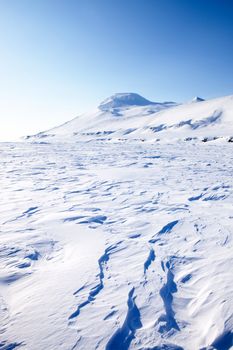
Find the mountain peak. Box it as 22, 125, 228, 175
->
98, 93, 155, 111
192, 96, 205, 103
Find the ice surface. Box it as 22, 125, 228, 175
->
0, 138, 233, 349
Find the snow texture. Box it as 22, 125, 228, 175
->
1, 92, 233, 350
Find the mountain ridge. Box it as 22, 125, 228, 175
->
26, 92, 233, 143
98, 92, 176, 111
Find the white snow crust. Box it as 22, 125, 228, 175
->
1, 93, 233, 350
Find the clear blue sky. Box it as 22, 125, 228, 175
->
0, 0, 233, 140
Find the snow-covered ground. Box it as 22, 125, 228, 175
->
1, 138, 233, 350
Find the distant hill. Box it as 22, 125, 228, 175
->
25, 93, 233, 143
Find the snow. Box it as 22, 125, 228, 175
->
1, 93, 233, 349
98, 93, 173, 111
25, 93, 233, 143
191, 96, 205, 103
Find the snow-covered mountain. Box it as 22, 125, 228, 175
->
191, 96, 205, 103
99, 92, 157, 110
26, 92, 233, 143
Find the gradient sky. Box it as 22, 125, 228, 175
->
0, 0, 233, 140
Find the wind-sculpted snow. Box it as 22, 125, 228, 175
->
158, 261, 179, 334
0, 140, 233, 350
144, 248, 156, 274
106, 287, 142, 350
211, 331, 233, 350
69, 243, 120, 320
149, 221, 179, 243
0, 341, 23, 349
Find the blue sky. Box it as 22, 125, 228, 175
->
0, 0, 233, 140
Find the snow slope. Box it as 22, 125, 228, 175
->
0, 140, 233, 350
26, 93, 233, 143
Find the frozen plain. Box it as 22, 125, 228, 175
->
1, 93, 233, 350
0, 139, 233, 350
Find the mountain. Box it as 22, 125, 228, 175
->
191, 96, 205, 103
98, 92, 174, 110
26, 93, 233, 143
